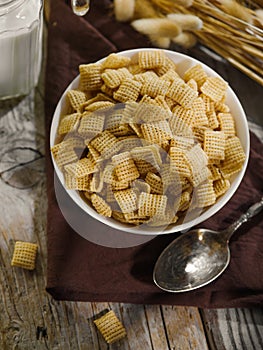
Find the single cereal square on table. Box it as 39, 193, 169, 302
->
11, 241, 38, 270
93, 310, 127, 344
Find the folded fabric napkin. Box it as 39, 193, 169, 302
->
45, 0, 263, 308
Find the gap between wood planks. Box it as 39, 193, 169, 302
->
199, 309, 217, 350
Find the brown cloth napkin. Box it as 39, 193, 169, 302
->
45, 0, 263, 308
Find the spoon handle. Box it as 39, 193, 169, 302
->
223, 197, 263, 240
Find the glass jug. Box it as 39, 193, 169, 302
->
0, 0, 43, 99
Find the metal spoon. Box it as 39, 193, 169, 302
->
153, 197, 263, 293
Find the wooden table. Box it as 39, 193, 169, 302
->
0, 22, 263, 350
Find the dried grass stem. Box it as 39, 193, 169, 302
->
165, 0, 263, 86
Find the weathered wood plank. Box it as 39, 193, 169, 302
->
161, 305, 209, 350
117, 303, 154, 349
144, 305, 170, 350
201, 308, 263, 350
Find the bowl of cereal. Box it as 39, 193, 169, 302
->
50, 48, 249, 235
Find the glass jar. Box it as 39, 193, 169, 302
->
0, 0, 43, 100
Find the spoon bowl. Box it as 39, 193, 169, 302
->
153, 229, 230, 292
153, 198, 263, 293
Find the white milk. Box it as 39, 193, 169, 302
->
0, 0, 43, 99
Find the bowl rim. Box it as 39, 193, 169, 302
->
50, 48, 250, 235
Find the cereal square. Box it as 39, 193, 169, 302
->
11, 241, 38, 270
94, 310, 127, 344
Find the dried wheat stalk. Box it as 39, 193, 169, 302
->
114, 0, 263, 85
151, 0, 263, 85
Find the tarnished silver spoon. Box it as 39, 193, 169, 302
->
153, 197, 263, 293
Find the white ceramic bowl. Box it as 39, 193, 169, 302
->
50, 48, 250, 235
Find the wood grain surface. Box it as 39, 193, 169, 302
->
0, 19, 263, 350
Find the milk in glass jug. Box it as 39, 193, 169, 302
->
0, 0, 43, 99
